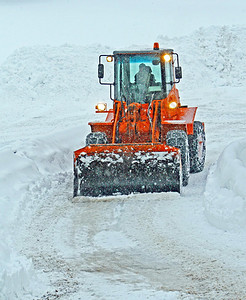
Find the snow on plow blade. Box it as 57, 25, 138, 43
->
73, 143, 181, 197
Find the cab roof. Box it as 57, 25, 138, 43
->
113, 49, 174, 55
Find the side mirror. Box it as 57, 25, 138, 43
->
175, 67, 182, 79
98, 64, 104, 79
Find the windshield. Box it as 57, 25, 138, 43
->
115, 54, 172, 104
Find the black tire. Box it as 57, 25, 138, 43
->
73, 165, 79, 197
166, 130, 190, 186
86, 132, 108, 146
188, 121, 206, 173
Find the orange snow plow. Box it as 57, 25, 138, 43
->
73, 43, 206, 197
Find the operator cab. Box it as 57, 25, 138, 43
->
98, 43, 182, 105
114, 51, 173, 104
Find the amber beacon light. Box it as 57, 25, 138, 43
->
153, 42, 159, 50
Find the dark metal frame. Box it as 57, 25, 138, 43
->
98, 51, 182, 101
172, 52, 182, 83
98, 55, 115, 100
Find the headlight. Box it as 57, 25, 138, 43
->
95, 102, 107, 112
106, 56, 113, 62
169, 101, 178, 109
163, 54, 171, 62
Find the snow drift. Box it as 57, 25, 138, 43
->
0, 126, 83, 299
159, 26, 246, 88
204, 138, 246, 231
0, 243, 34, 300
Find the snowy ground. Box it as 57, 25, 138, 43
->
1, 22, 246, 299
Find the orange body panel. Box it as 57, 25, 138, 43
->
89, 123, 113, 142
161, 106, 197, 138
162, 86, 181, 118
84, 86, 197, 156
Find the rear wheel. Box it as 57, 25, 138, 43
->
86, 132, 108, 145
188, 121, 206, 173
166, 130, 190, 186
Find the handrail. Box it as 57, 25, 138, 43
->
112, 103, 120, 143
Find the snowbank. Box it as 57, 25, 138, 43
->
204, 138, 246, 231
0, 44, 113, 140
0, 44, 109, 103
0, 148, 39, 299
0, 126, 84, 299
158, 26, 246, 89
0, 241, 35, 300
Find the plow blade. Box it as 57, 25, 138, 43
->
74, 143, 181, 197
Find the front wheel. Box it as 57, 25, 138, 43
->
86, 132, 108, 145
166, 130, 190, 186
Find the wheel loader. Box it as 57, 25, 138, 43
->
73, 43, 206, 197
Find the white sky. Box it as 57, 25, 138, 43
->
0, 0, 246, 62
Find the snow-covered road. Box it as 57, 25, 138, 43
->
14, 167, 246, 299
